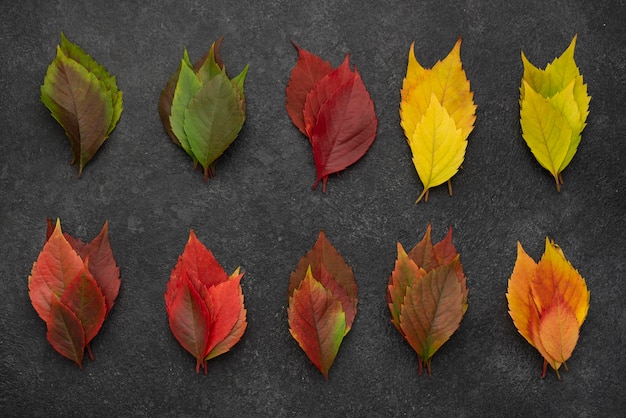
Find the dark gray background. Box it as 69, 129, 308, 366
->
1, 0, 625, 416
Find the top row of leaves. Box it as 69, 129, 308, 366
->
41, 34, 590, 199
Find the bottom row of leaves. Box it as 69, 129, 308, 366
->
27, 219, 590, 380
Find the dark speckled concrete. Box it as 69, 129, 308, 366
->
1, 1, 625, 416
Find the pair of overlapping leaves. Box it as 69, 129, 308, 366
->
41, 33, 123, 176
164, 230, 246, 374
520, 35, 591, 191
400, 39, 476, 203
287, 231, 358, 379
159, 38, 248, 180
507, 238, 589, 378
387, 225, 468, 375
28, 219, 121, 367
286, 43, 378, 191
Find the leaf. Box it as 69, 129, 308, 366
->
285, 42, 333, 135
40, 33, 122, 176
286, 43, 378, 191
165, 230, 246, 373
60, 265, 106, 350
506, 238, 590, 378
46, 298, 86, 368
160, 38, 248, 180
29, 219, 84, 321
399, 261, 465, 376
288, 267, 347, 379
400, 39, 475, 203
166, 270, 211, 373
388, 225, 468, 375
29, 218, 119, 367
289, 230, 357, 331
519, 35, 591, 191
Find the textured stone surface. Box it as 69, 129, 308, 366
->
1, 0, 625, 415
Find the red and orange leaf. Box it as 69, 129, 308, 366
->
203, 270, 247, 357
60, 265, 106, 347
165, 270, 211, 374
181, 230, 229, 289
311, 263, 354, 336
289, 230, 357, 330
407, 223, 438, 271
29, 219, 84, 321
303, 55, 354, 138
288, 268, 347, 379
310, 69, 378, 191
538, 296, 579, 375
46, 298, 86, 368
506, 242, 538, 347
285, 42, 333, 135
399, 260, 465, 376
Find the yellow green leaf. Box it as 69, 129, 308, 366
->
409, 97, 466, 203
519, 80, 573, 189
520, 36, 590, 190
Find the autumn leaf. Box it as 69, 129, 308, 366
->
28, 219, 119, 367
159, 38, 248, 180
286, 42, 378, 192
387, 224, 468, 375
165, 230, 246, 373
506, 238, 590, 378
41, 33, 123, 177
287, 231, 357, 378
400, 39, 476, 203
519, 35, 591, 191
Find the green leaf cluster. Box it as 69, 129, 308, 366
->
159, 38, 248, 180
41, 33, 123, 176
520, 35, 591, 191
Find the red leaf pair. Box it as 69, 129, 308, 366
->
28, 219, 120, 368
164, 230, 246, 374
286, 42, 378, 191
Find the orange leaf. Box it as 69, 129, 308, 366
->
507, 238, 589, 378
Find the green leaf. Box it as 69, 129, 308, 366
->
183, 70, 246, 180
196, 41, 223, 84
170, 62, 202, 158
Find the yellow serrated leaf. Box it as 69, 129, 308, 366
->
409, 97, 466, 203
520, 80, 573, 189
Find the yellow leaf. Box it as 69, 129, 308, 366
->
520, 80, 573, 189
409, 97, 466, 203
400, 39, 476, 142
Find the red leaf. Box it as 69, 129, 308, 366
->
203, 271, 247, 358
288, 268, 347, 379
60, 265, 106, 347
29, 219, 84, 321
181, 230, 229, 289
44, 218, 120, 314
303, 55, 354, 138
310, 68, 378, 190
165, 230, 246, 373
285, 42, 333, 135
165, 270, 211, 374
289, 230, 357, 331
46, 298, 86, 368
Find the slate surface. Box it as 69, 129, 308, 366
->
1, 0, 625, 416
